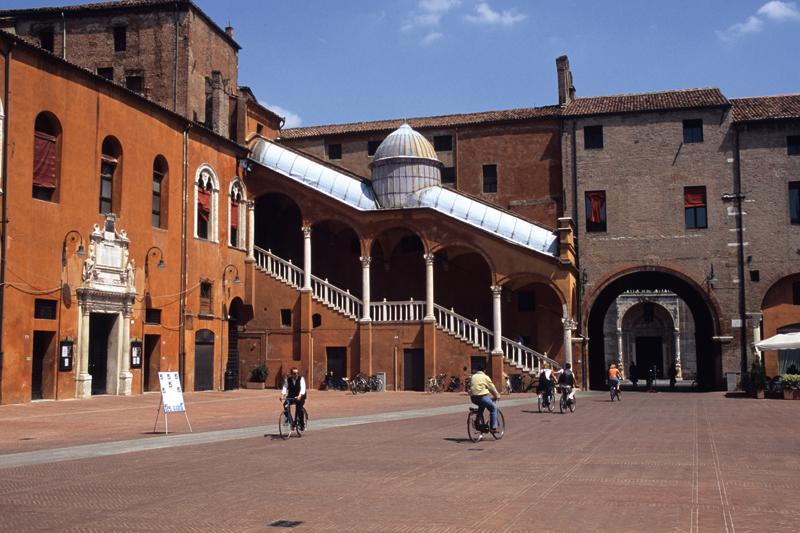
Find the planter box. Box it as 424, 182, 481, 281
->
245, 381, 265, 390
783, 389, 800, 400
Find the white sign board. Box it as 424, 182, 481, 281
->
158, 372, 186, 413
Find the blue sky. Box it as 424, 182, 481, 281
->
4, 0, 800, 127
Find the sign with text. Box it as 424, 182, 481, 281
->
158, 372, 186, 413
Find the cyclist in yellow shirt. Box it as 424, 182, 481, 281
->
468, 361, 500, 432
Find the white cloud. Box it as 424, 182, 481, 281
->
420, 31, 443, 46
465, 2, 526, 26
403, 0, 461, 31
265, 104, 302, 129
716, 15, 764, 42
757, 0, 800, 20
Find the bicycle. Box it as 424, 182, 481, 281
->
610, 382, 621, 402
558, 385, 577, 413
278, 399, 309, 439
538, 388, 555, 413
426, 373, 446, 393
467, 403, 505, 443
350, 374, 369, 395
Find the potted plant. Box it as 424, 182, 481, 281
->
246, 363, 268, 390
749, 360, 766, 399
782, 373, 800, 400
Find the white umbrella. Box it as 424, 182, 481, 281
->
756, 332, 800, 351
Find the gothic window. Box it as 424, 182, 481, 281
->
99, 136, 122, 214
229, 180, 246, 249
195, 165, 219, 241
152, 156, 168, 229
33, 112, 61, 202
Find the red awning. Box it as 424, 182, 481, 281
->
684, 187, 706, 208
230, 201, 239, 229
197, 187, 211, 221
33, 131, 57, 189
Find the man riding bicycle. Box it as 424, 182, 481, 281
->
280, 367, 307, 431
608, 363, 621, 396
557, 363, 576, 404
468, 361, 500, 433
537, 363, 556, 407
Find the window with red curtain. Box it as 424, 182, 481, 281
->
684, 186, 707, 229
197, 185, 211, 239
585, 190, 607, 232
33, 131, 58, 200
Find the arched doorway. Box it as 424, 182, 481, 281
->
254, 193, 303, 263
194, 329, 214, 391
311, 220, 362, 296
224, 298, 245, 390
761, 274, 800, 376
587, 270, 720, 390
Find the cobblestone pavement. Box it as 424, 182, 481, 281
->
1, 390, 798, 532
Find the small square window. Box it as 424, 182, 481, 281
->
145, 308, 162, 324
125, 75, 144, 94
749, 270, 760, 282
482, 164, 497, 193
794, 282, 800, 305
683, 119, 703, 143
34, 299, 57, 319
585, 190, 607, 232
518, 291, 536, 312
790, 182, 800, 225
97, 67, 114, 81
312, 313, 322, 328
113, 25, 127, 52
367, 140, 381, 156
584, 125, 603, 150
280, 309, 292, 327
788, 135, 800, 156
327, 143, 342, 160
433, 135, 453, 151
441, 166, 455, 185
39, 28, 54, 53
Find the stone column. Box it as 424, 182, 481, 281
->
302, 225, 312, 292
424, 253, 435, 321
563, 316, 576, 367
674, 327, 683, 379
617, 327, 624, 369
491, 285, 503, 354
119, 309, 133, 395
246, 200, 255, 262
76, 304, 92, 399
360, 256, 371, 321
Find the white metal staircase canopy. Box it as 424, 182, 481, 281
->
248, 139, 558, 257
253, 246, 560, 373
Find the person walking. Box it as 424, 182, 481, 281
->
629, 361, 638, 389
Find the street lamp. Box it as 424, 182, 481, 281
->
61, 230, 85, 267
144, 246, 165, 278
222, 264, 240, 286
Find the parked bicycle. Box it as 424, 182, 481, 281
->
350, 373, 369, 394
467, 403, 505, 442
558, 385, 576, 413
367, 374, 384, 392
427, 372, 447, 393
446, 375, 462, 392
538, 388, 555, 413
278, 399, 309, 439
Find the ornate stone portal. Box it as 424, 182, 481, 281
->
75, 215, 137, 399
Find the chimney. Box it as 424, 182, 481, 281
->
225, 26, 234, 38
556, 55, 576, 107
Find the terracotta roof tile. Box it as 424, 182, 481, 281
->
279, 106, 561, 139
563, 88, 729, 117
730, 95, 800, 123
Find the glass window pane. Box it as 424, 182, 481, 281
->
697, 207, 707, 228
152, 213, 160, 227
101, 179, 112, 198
685, 208, 694, 229
152, 196, 161, 212
152, 179, 161, 194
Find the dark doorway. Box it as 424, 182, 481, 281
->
89, 313, 116, 394
587, 270, 720, 390
194, 329, 214, 391
403, 348, 425, 391
635, 336, 663, 379
225, 318, 240, 390
144, 334, 160, 392
32, 331, 56, 400
326, 347, 347, 381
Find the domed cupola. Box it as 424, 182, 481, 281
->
369, 123, 443, 208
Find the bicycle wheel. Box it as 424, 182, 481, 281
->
610, 389, 615, 401
537, 394, 543, 413
278, 411, 291, 440
491, 410, 505, 440
547, 394, 555, 412
559, 396, 566, 414
295, 408, 309, 436
467, 411, 483, 443
569, 396, 576, 412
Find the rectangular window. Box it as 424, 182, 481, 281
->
97, 67, 114, 81
794, 283, 800, 305
327, 143, 342, 160
199, 281, 213, 315
683, 119, 704, 143
482, 164, 497, 193
34, 299, 57, 320
788, 135, 800, 156
152, 171, 163, 228
433, 135, 453, 151
585, 190, 607, 232
113, 25, 127, 52
39, 28, 54, 53
518, 291, 536, 312
33, 131, 57, 201
145, 308, 162, 324
280, 309, 292, 327
230, 201, 239, 247
684, 186, 708, 229
749, 270, 760, 282
99, 158, 116, 214
584, 125, 603, 149
367, 140, 381, 156
125, 75, 144, 94
441, 166, 456, 185
790, 182, 800, 224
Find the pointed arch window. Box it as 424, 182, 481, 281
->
229, 181, 246, 249
99, 136, 122, 214
33, 112, 62, 202
195, 166, 219, 241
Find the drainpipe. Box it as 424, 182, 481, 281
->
61, 11, 66, 60
733, 124, 748, 379
0, 43, 13, 403
179, 123, 191, 384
